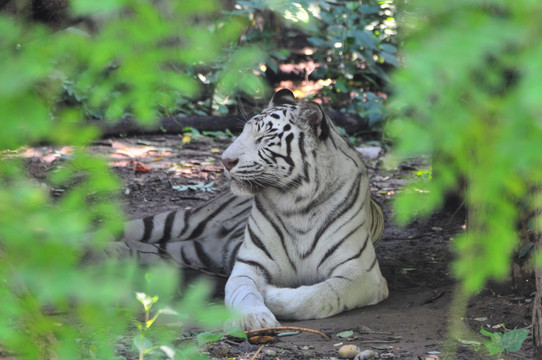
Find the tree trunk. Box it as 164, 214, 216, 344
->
97, 111, 371, 137
533, 209, 542, 358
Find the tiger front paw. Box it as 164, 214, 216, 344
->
226, 305, 280, 331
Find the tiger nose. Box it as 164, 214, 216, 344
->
221, 157, 239, 171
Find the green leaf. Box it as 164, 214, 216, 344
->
519, 242, 534, 258
480, 328, 504, 355
307, 37, 327, 47
336, 330, 354, 338
501, 329, 529, 353
133, 336, 153, 353
197, 332, 224, 346
380, 44, 397, 54
226, 326, 248, 340
136, 292, 158, 312
484, 340, 503, 355
354, 30, 376, 50
70, 0, 128, 15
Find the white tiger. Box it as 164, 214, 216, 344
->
117, 89, 388, 330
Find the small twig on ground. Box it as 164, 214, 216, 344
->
359, 329, 394, 335
245, 326, 329, 340
249, 344, 265, 360
359, 339, 399, 344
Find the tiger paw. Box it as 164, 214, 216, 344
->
226, 305, 280, 331
264, 285, 333, 320
263, 286, 302, 319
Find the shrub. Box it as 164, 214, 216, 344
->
228, 0, 398, 128
389, 0, 542, 293
0, 0, 255, 357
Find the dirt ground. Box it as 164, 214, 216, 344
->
24, 134, 534, 359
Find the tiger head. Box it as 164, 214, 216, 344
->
221, 89, 331, 196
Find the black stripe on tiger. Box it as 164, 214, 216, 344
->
232, 197, 252, 210
264, 148, 295, 169
367, 256, 377, 272
157, 211, 176, 254
294, 179, 345, 215
140, 215, 155, 243
328, 194, 365, 235
255, 198, 297, 271
218, 209, 251, 237
180, 246, 190, 265
302, 174, 362, 258
236, 258, 272, 282
332, 275, 353, 282
227, 241, 243, 271
298, 132, 309, 180
325, 281, 341, 309
194, 240, 215, 269
184, 198, 234, 240
328, 131, 338, 150
327, 233, 369, 277
339, 147, 359, 166
177, 210, 191, 239
219, 231, 245, 271
247, 224, 274, 261
317, 223, 366, 270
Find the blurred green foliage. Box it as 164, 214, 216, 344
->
389, 1, 542, 293
7, 0, 398, 126
0, 0, 258, 357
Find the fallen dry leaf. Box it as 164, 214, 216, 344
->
132, 161, 152, 173
248, 335, 276, 344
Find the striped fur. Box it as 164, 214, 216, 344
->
117, 89, 388, 330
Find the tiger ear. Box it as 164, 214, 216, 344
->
268, 89, 296, 108
298, 102, 330, 140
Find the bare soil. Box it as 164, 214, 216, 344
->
24, 134, 534, 359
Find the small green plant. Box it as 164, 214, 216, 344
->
411, 168, 432, 181
480, 327, 529, 356
134, 292, 178, 360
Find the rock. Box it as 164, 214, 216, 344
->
338, 344, 361, 358
355, 350, 378, 359
356, 146, 382, 161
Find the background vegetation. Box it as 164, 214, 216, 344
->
388, 0, 542, 352
32, 0, 397, 128
390, 0, 542, 296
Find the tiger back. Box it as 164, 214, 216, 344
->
117, 89, 387, 330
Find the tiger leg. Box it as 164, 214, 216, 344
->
263, 257, 388, 320
225, 262, 280, 330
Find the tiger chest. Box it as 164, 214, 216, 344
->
257, 227, 331, 288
